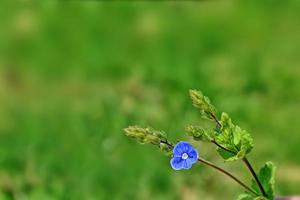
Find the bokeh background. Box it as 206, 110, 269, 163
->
0, 1, 300, 199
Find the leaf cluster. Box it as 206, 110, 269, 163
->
215, 113, 254, 162
238, 162, 276, 200
187, 90, 275, 199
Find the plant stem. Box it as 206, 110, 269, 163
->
209, 112, 268, 197
243, 157, 268, 197
211, 140, 267, 197
211, 140, 235, 154
198, 157, 258, 196
162, 140, 258, 196
210, 113, 221, 129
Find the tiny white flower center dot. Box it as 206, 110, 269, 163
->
181, 153, 188, 160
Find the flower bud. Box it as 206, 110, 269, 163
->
189, 90, 216, 119
124, 126, 166, 145
186, 125, 212, 142
159, 142, 173, 156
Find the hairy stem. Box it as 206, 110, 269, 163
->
211, 140, 235, 154
210, 113, 221, 129
198, 157, 258, 196
212, 139, 267, 197
209, 112, 267, 197
243, 157, 268, 197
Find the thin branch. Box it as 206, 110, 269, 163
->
243, 157, 268, 197
211, 140, 267, 197
209, 115, 267, 197
209, 112, 221, 129
165, 140, 257, 196
211, 140, 235, 154
160, 140, 173, 149
198, 157, 259, 196
210, 136, 268, 198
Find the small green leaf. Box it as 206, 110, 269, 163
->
226, 149, 246, 162
215, 113, 254, 162
233, 126, 242, 146
240, 129, 254, 154
217, 148, 234, 160
251, 162, 276, 200
217, 148, 245, 162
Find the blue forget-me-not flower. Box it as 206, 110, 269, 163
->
170, 141, 199, 170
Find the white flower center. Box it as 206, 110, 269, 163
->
181, 153, 188, 160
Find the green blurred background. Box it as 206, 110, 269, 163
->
0, 1, 300, 199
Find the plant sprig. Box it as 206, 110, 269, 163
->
124, 89, 276, 200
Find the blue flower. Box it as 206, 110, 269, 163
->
170, 141, 199, 170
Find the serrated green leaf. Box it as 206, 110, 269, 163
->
240, 129, 254, 154
217, 148, 234, 160
233, 126, 242, 146
228, 149, 245, 161
215, 113, 254, 162
217, 147, 246, 162
251, 162, 276, 200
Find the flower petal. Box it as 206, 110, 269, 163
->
187, 149, 199, 164
171, 141, 199, 170
173, 142, 184, 156
182, 159, 193, 169
173, 141, 192, 156
170, 157, 184, 170
181, 141, 193, 152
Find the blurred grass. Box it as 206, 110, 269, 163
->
0, 0, 300, 199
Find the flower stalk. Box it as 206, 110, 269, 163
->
161, 140, 258, 196
197, 157, 258, 196
243, 157, 268, 197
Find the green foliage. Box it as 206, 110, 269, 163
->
216, 148, 242, 161
251, 162, 276, 199
215, 113, 254, 161
188, 91, 254, 162
187, 90, 276, 199
237, 162, 276, 200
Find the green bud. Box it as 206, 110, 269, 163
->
189, 90, 217, 119
159, 142, 173, 156
145, 134, 161, 145
220, 112, 233, 128
186, 125, 213, 142
124, 126, 167, 145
